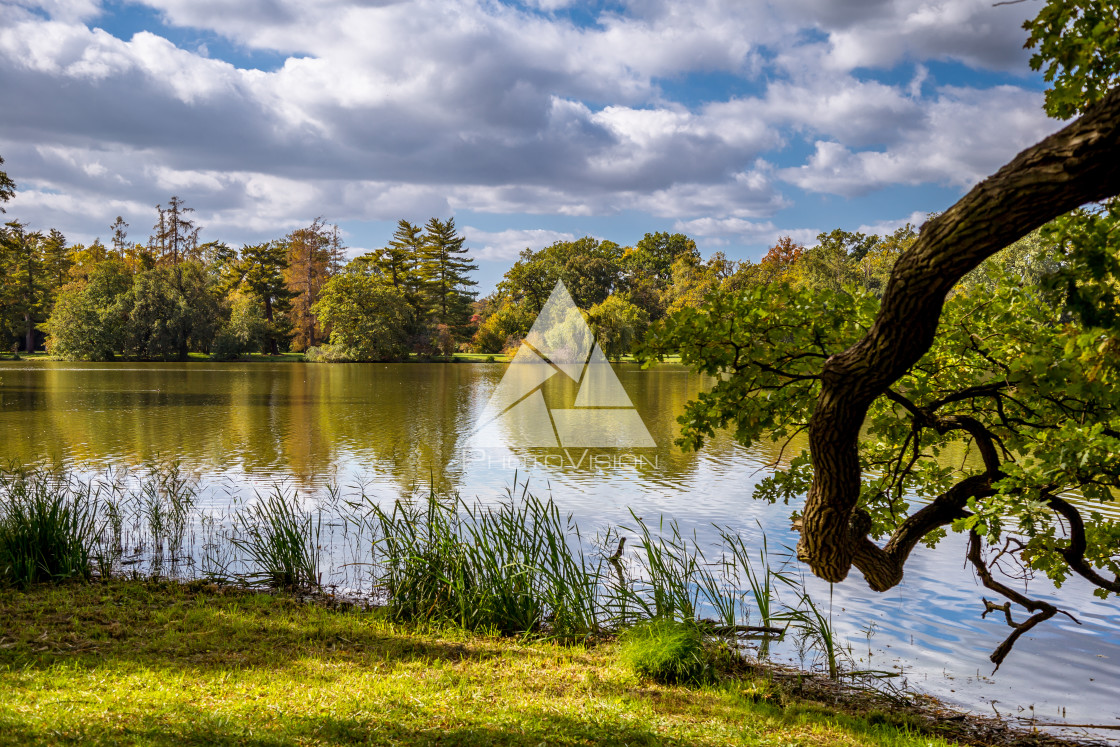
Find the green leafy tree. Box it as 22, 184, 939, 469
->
957, 228, 1060, 295
210, 291, 268, 360
470, 299, 534, 353
311, 273, 410, 361
1025, 0, 1120, 119
661, 252, 733, 314
497, 237, 624, 312
118, 264, 220, 361
497, 249, 557, 314
624, 232, 700, 283
645, 0, 1120, 665
790, 230, 872, 293
587, 294, 650, 360
44, 260, 132, 360
66, 240, 112, 282
855, 224, 918, 296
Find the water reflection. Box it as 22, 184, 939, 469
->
1, 360, 1117, 736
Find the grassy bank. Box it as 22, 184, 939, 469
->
0, 579, 963, 747
2, 468, 1094, 746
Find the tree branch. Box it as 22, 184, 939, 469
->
799, 86, 1120, 583
966, 531, 1080, 670
1045, 492, 1120, 593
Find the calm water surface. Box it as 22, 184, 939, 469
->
1, 360, 1117, 736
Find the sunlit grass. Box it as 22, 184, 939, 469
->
0, 580, 954, 747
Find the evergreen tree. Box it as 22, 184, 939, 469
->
149, 196, 200, 265
378, 219, 423, 290
0, 221, 48, 352
0, 154, 14, 213
234, 242, 297, 355
420, 217, 477, 335
110, 216, 129, 254
43, 228, 71, 292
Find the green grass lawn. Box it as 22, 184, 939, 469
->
0, 580, 960, 747
2, 352, 689, 365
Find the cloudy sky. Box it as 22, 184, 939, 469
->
0, 0, 1058, 290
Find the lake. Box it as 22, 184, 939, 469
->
1, 359, 1117, 737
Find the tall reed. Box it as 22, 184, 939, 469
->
364, 482, 604, 638
230, 489, 321, 590
0, 468, 101, 587
779, 584, 847, 679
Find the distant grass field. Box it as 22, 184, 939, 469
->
3, 351, 688, 364
0, 580, 957, 747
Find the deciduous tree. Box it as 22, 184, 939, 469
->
645, 0, 1120, 665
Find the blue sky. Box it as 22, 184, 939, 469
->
0, 0, 1057, 292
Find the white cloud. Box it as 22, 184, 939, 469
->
0, 0, 1060, 253
857, 211, 931, 237
462, 226, 577, 262
777, 86, 1055, 196
672, 216, 818, 250
777, 0, 1039, 73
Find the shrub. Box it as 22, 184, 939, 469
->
618, 618, 714, 685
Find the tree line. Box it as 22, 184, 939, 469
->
4, 161, 1033, 365
0, 185, 479, 361
472, 224, 931, 359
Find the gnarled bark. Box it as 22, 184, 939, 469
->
799, 86, 1120, 586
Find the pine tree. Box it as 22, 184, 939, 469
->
149, 196, 200, 266
0, 221, 47, 352
43, 228, 71, 292
372, 220, 429, 343
235, 242, 297, 355
420, 217, 477, 335
0, 154, 14, 213
110, 216, 129, 254
378, 220, 423, 292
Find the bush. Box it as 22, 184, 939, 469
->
304, 344, 360, 363
209, 329, 244, 361
618, 618, 715, 685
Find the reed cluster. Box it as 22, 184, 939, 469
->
0, 468, 100, 587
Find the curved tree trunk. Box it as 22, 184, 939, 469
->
799, 86, 1120, 586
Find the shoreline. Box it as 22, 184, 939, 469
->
1, 352, 679, 365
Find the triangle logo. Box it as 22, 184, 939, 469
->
472, 281, 655, 448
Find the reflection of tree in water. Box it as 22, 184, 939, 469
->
299, 363, 475, 494
2, 361, 791, 494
